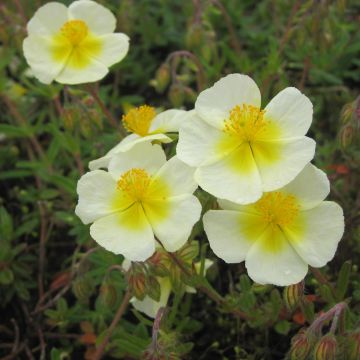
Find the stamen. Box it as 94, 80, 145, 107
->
60, 20, 88, 45
224, 104, 267, 142
254, 192, 300, 228
117, 168, 151, 202
122, 105, 156, 136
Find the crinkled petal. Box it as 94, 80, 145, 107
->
195, 143, 262, 204
88, 134, 171, 170
55, 55, 108, 84
23, 35, 67, 84
152, 156, 198, 196
94, 33, 129, 67
285, 202, 344, 268
90, 204, 155, 261
195, 74, 261, 129
108, 142, 166, 179
245, 226, 308, 286
75, 170, 130, 224
177, 112, 236, 167
144, 195, 202, 252
68, 0, 116, 34
254, 137, 316, 192
265, 87, 313, 138
282, 164, 330, 210
149, 109, 188, 133
27, 2, 68, 35
204, 210, 266, 263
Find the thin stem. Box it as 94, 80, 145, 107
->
92, 289, 132, 360
310, 266, 337, 299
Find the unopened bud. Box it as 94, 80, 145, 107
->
289, 330, 311, 360
99, 282, 118, 308
314, 334, 337, 360
346, 331, 360, 360
145, 276, 161, 302
178, 242, 199, 262
128, 271, 146, 300
168, 84, 185, 107
72, 275, 94, 303
283, 281, 304, 311
339, 124, 354, 148
185, 23, 203, 49
155, 63, 171, 93
148, 251, 169, 277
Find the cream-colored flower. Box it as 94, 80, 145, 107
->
123, 258, 213, 318
75, 142, 201, 261
177, 74, 316, 204
23, 0, 129, 84
203, 164, 344, 286
89, 106, 187, 170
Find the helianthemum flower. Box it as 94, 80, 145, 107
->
203, 164, 344, 286
177, 74, 316, 204
75, 142, 201, 261
123, 258, 213, 318
23, 0, 129, 84
89, 106, 187, 170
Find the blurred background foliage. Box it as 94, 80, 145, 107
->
0, 0, 360, 359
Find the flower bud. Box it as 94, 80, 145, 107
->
99, 282, 118, 308
339, 124, 354, 148
127, 269, 146, 300
168, 84, 185, 107
72, 275, 94, 303
145, 276, 161, 302
185, 23, 203, 50
155, 63, 171, 93
283, 281, 304, 311
346, 331, 360, 360
314, 334, 337, 360
148, 251, 170, 277
289, 330, 311, 360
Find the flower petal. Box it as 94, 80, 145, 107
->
195, 74, 261, 129
282, 164, 330, 210
23, 35, 67, 84
264, 87, 313, 138
68, 0, 116, 34
254, 137, 316, 192
75, 170, 128, 224
55, 56, 109, 85
94, 33, 129, 67
27, 2, 68, 35
149, 109, 188, 133
245, 226, 308, 286
195, 143, 262, 204
177, 113, 234, 167
90, 204, 155, 261
204, 210, 265, 263
108, 142, 166, 179
88, 134, 171, 170
131, 277, 171, 318
144, 195, 202, 252
152, 156, 198, 196
285, 202, 344, 268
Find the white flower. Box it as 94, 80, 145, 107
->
75, 142, 201, 261
203, 164, 344, 286
123, 258, 213, 318
177, 73, 316, 204
89, 106, 187, 170
23, 0, 129, 84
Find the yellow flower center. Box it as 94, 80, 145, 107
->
122, 105, 157, 136
224, 104, 267, 142
254, 192, 300, 228
117, 168, 151, 202
60, 20, 88, 45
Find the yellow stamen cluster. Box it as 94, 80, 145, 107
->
254, 192, 300, 228
122, 105, 156, 137
117, 168, 151, 202
60, 20, 88, 45
224, 104, 267, 142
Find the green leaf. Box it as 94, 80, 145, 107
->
336, 261, 352, 300
275, 320, 291, 335
0, 206, 13, 242
0, 268, 14, 285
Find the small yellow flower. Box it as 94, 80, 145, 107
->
89, 106, 188, 170
177, 74, 316, 204
76, 142, 201, 261
23, 0, 129, 84
203, 164, 344, 286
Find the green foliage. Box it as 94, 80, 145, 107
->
0, 0, 359, 359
